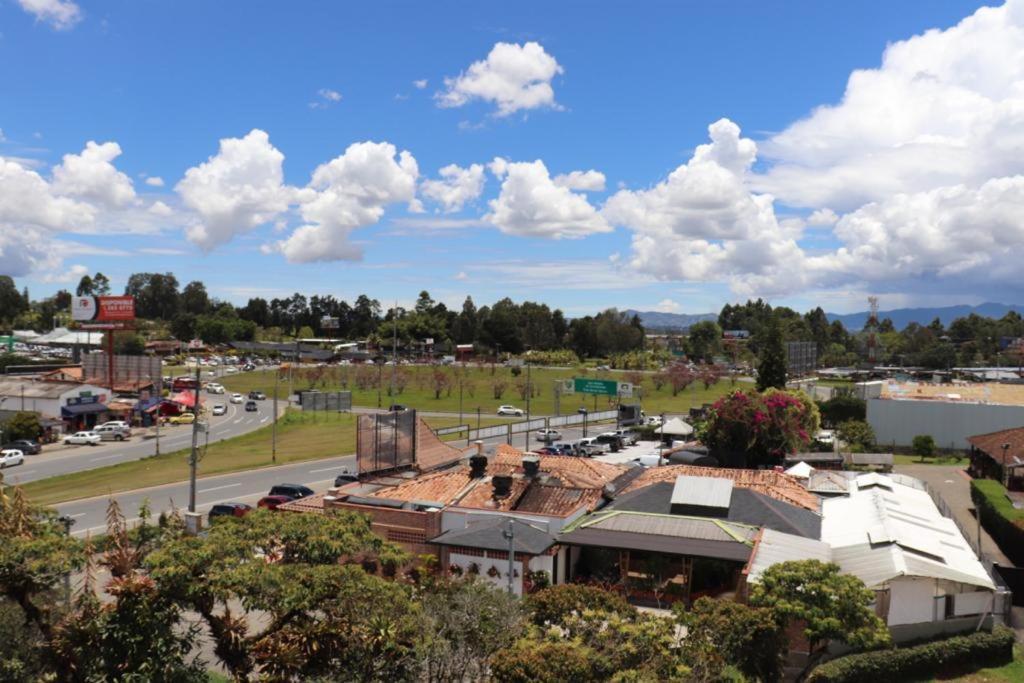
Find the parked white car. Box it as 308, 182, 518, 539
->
63, 431, 102, 446
229, 393, 244, 404
535, 428, 562, 442
0, 449, 25, 468
645, 415, 663, 427
497, 405, 524, 417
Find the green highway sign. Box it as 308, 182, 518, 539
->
573, 378, 619, 396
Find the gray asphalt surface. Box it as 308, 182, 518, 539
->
4, 398, 277, 485
53, 421, 617, 538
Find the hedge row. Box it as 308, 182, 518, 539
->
807, 627, 1015, 683
971, 479, 1024, 566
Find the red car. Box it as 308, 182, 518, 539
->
257, 495, 294, 511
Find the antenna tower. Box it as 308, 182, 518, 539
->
866, 296, 880, 364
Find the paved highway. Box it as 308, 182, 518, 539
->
53, 422, 624, 538
6, 399, 278, 485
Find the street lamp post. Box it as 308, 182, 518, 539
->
502, 518, 515, 595
524, 361, 531, 450
188, 366, 201, 513
582, 408, 588, 438
58, 515, 75, 606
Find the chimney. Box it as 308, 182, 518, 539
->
469, 454, 488, 479
522, 454, 540, 478
492, 474, 513, 498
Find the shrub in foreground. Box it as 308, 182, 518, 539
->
807, 627, 1015, 683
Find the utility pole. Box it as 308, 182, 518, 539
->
150, 375, 161, 457
272, 367, 279, 464
502, 517, 515, 595
390, 301, 397, 399
525, 361, 531, 450
188, 365, 201, 513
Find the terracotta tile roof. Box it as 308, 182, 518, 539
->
491, 445, 628, 488
277, 492, 327, 515
415, 417, 465, 472
968, 426, 1024, 467
367, 469, 474, 505
454, 477, 531, 512
514, 484, 603, 516
621, 465, 820, 512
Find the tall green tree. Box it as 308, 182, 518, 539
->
146, 509, 413, 680
686, 320, 722, 362
756, 316, 788, 391
750, 559, 890, 673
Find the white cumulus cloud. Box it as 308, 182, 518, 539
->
436, 42, 564, 117
756, 0, 1024, 211
18, 0, 81, 30
553, 170, 606, 192
52, 141, 137, 207
606, 119, 807, 297
176, 129, 292, 251
145, 176, 165, 187
420, 163, 485, 213
485, 158, 610, 239
274, 141, 419, 262
413, 79, 428, 89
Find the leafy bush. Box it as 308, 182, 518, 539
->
911, 434, 937, 459
676, 597, 784, 682
817, 395, 866, 426
490, 639, 599, 683
807, 627, 1015, 683
971, 479, 1024, 566
1, 411, 41, 441
524, 584, 634, 628
703, 389, 820, 466
837, 420, 875, 452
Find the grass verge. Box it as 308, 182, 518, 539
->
221, 365, 737, 416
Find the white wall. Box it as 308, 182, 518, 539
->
448, 551, 552, 596
888, 578, 939, 626
868, 398, 1024, 449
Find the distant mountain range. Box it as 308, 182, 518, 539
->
626, 310, 718, 331
629, 302, 1024, 332
825, 302, 1024, 331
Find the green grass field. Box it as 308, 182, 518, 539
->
220, 365, 738, 417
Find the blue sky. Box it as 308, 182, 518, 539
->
3, 0, 1021, 316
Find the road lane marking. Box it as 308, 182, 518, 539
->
198, 483, 241, 494
69, 512, 86, 518
90, 454, 123, 463
309, 466, 345, 473
14, 469, 36, 476
260, 417, 269, 423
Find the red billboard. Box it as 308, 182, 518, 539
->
72, 295, 135, 322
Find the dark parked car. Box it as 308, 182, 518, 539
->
388, 404, 407, 412
269, 484, 314, 499
208, 502, 252, 522
248, 391, 266, 400
535, 446, 561, 456
2, 439, 41, 455
334, 473, 358, 487
245, 400, 258, 412
257, 495, 293, 510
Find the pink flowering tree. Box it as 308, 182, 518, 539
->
703, 388, 820, 467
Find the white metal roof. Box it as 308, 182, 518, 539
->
659, 417, 694, 436
784, 461, 814, 479
820, 473, 993, 590
746, 529, 831, 584
671, 475, 733, 510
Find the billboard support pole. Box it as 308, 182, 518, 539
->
188, 365, 200, 513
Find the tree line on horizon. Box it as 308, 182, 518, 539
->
2, 273, 1024, 367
